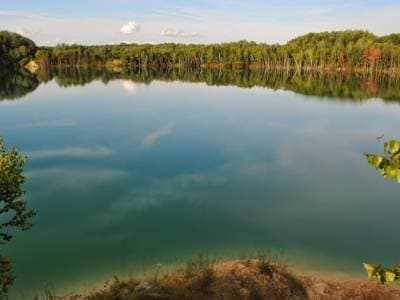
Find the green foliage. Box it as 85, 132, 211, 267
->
0, 138, 35, 296
364, 140, 400, 285
2, 29, 400, 72
365, 140, 400, 183
378, 34, 400, 46
32, 30, 400, 72
0, 138, 35, 243
0, 256, 13, 296
0, 31, 36, 68
363, 263, 400, 285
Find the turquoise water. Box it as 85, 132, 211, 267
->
1, 77, 400, 297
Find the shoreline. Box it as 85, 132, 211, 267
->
12, 251, 378, 300
60, 259, 400, 299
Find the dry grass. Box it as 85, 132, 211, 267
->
53, 258, 400, 300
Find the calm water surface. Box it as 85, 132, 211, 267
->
1, 76, 400, 297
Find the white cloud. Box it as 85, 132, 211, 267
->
26, 167, 128, 191
16, 27, 35, 36
1, 4, 400, 45
160, 28, 202, 38
120, 21, 140, 34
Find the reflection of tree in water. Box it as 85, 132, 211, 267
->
0, 69, 40, 101
365, 140, 400, 183
51, 67, 400, 102
2, 67, 400, 102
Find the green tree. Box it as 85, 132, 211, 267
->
0, 138, 35, 295
0, 31, 36, 68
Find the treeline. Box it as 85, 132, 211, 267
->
33, 30, 400, 74
1, 30, 400, 74
0, 31, 36, 68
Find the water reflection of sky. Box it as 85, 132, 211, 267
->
1, 79, 400, 297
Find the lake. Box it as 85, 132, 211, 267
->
1, 69, 400, 297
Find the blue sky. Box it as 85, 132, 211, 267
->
1, 0, 399, 45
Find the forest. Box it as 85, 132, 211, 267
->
2, 30, 400, 73
33, 30, 400, 74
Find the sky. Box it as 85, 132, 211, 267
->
0, 0, 399, 46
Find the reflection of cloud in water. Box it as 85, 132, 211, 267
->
121, 80, 138, 94
140, 123, 175, 149
277, 119, 377, 168
95, 169, 228, 225
16, 119, 76, 129
93, 162, 272, 226
26, 168, 128, 191
25, 146, 113, 159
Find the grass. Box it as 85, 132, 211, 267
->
77, 255, 308, 300
33, 255, 400, 299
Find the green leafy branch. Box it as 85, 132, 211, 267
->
363, 263, 400, 285
365, 140, 400, 183
363, 140, 400, 285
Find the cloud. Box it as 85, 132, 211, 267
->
25, 146, 113, 160
120, 21, 140, 34
1, 3, 400, 45
94, 169, 228, 225
140, 123, 175, 150
92, 161, 274, 226
160, 28, 202, 38
26, 167, 128, 191
16, 27, 37, 36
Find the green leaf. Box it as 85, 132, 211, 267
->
387, 140, 400, 155
365, 140, 400, 184
385, 270, 396, 283
363, 263, 380, 279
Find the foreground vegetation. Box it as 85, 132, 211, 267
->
41, 258, 399, 300
366, 140, 400, 183
0, 138, 35, 297
364, 139, 400, 288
